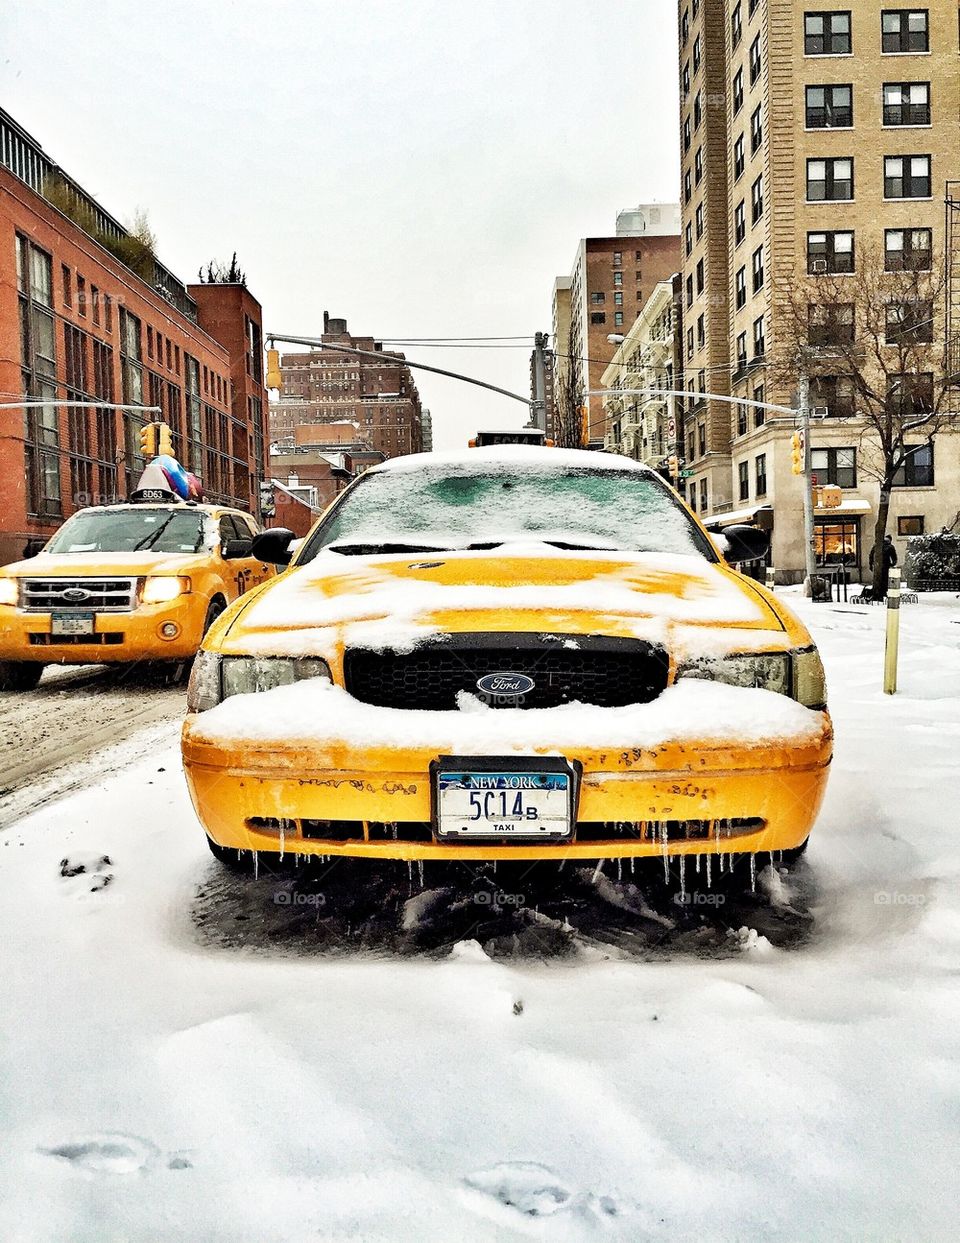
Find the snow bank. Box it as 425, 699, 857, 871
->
189, 677, 827, 754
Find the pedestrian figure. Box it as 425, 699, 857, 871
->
869, 534, 898, 598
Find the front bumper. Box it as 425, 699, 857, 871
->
182, 718, 833, 861
0, 597, 207, 664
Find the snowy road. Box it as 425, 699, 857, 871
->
1, 595, 959, 1241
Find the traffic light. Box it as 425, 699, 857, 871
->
668, 454, 679, 477
157, 422, 174, 457
265, 348, 282, 390
790, 429, 804, 475
580, 404, 589, 448
139, 422, 158, 458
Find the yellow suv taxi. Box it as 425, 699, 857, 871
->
0, 502, 272, 690
182, 447, 832, 872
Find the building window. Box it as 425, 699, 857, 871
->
76, 273, 86, 317
696, 258, 705, 295
884, 227, 932, 270
736, 266, 747, 309
888, 373, 933, 422
614, 312, 624, 326
693, 33, 702, 71
685, 222, 693, 255
686, 275, 694, 307
884, 154, 931, 197
749, 34, 761, 83
694, 147, 703, 184
699, 477, 708, 512
103, 294, 113, 334
687, 326, 695, 361
750, 104, 763, 152
811, 446, 857, 488
752, 245, 764, 292
91, 285, 100, 327
698, 422, 707, 457
16, 233, 60, 517
696, 313, 705, 349
613, 270, 623, 286
694, 91, 703, 128
751, 175, 764, 222
590, 291, 605, 304
738, 404, 748, 436
810, 374, 856, 417
681, 7, 689, 46
184, 354, 202, 472
755, 453, 767, 497
808, 302, 855, 345
881, 9, 929, 53
590, 311, 606, 325
733, 68, 744, 115
893, 442, 934, 487
806, 83, 853, 127
753, 314, 765, 357
61, 263, 72, 307
808, 230, 854, 273
898, 515, 924, 535
734, 134, 745, 179
119, 309, 143, 405
738, 460, 750, 500
807, 157, 853, 200
804, 11, 852, 55
245, 316, 263, 383
684, 117, 692, 151
885, 299, 933, 343
736, 331, 748, 370
735, 200, 746, 245
753, 383, 765, 426
731, 2, 742, 47
683, 62, 691, 97
614, 291, 623, 306
883, 82, 930, 124
613, 251, 622, 266
695, 202, 704, 238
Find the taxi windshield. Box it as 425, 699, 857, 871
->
45, 509, 208, 555
301, 462, 715, 561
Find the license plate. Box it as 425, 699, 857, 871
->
51, 613, 94, 636
433, 758, 575, 840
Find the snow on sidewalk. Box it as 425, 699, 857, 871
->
0, 595, 959, 1241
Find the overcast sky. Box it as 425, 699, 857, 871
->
3, 0, 680, 448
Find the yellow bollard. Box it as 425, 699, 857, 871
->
765, 566, 775, 591
883, 568, 901, 695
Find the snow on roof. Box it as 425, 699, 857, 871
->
369, 446, 656, 476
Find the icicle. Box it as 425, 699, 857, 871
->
407, 861, 413, 883
279, 821, 285, 861
417, 859, 424, 886
592, 860, 604, 885
705, 853, 712, 888
660, 823, 669, 883
629, 856, 635, 876
695, 852, 702, 875
679, 854, 686, 900
253, 850, 259, 880
749, 852, 757, 893
616, 857, 622, 882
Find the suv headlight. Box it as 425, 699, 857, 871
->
142, 576, 190, 605
187, 652, 332, 713
677, 648, 827, 709
0, 579, 18, 607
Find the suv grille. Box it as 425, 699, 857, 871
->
20, 578, 138, 613
344, 634, 670, 711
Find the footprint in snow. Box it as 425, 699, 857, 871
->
39, 1133, 193, 1174
59, 854, 114, 893
464, 1161, 619, 1221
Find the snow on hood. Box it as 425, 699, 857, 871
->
368, 445, 655, 476
188, 676, 827, 754
222, 548, 783, 658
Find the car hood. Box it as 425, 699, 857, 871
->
1, 550, 210, 578
219, 548, 789, 659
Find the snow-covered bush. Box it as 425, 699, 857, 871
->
904, 532, 960, 590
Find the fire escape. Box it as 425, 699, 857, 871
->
947, 183, 960, 385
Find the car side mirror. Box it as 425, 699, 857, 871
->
251, 527, 295, 566
717, 524, 770, 564
221, 538, 253, 560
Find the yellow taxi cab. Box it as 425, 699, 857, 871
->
0, 500, 272, 690
181, 447, 832, 873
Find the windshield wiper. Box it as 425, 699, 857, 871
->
326, 541, 453, 556
133, 514, 176, 551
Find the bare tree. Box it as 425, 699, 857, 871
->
771, 243, 957, 595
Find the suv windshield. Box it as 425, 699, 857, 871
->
45, 509, 208, 555
299, 463, 715, 561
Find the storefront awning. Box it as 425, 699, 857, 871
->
706, 504, 775, 529
814, 498, 871, 516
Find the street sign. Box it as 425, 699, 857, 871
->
680, 469, 694, 479
667, 416, 676, 438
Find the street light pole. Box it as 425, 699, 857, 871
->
266, 333, 534, 412
798, 370, 818, 595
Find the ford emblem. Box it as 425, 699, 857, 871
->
476, 672, 536, 697
63, 588, 90, 602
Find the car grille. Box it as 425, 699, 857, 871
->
343, 633, 670, 710
20, 578, 138, 613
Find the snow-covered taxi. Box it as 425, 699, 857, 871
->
182, 447, 832, 869
0, 502, 271, 689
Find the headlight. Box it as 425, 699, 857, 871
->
187, 653, 332, 713
142, 576, 190, 605
0, 579, 18, 607
678, 652, 791, 696
677, 648, 827, 708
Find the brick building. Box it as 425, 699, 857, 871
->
271, 313, 423, 461
0, 107, 267, 565
677, 0, 960, 579
551, 205, 682, 444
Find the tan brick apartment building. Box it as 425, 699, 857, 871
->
678, 1, 960, 578
551, 206, 682, 444
271, 314, 423, 461
0, 107, 268, 566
